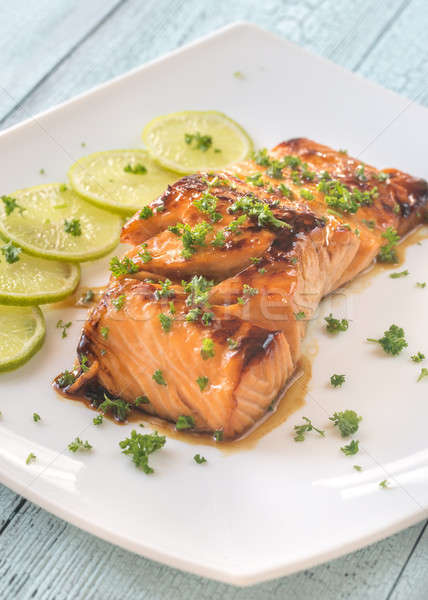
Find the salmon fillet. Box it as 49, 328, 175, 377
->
60, 138, 428, 439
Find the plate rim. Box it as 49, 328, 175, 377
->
1, 21, 427, 587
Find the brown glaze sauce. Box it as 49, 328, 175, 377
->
54, 355, 311, 454
52, 226, 427, 452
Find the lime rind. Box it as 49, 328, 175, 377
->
0, 252, 80, 306
0, 183, 122, 262
68, 149, 179, 216
142, 110, 254, 174
0, 305, 46, 372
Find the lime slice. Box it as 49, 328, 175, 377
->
68, 149, 179, 216
0, 305, 46, 372
0, 249, 80, 305
142, 110, 253, 174
0, 184, 122, 262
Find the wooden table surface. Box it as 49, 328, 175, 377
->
0, 1, 427, 598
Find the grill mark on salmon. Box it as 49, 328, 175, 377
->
58, 138, 428, 439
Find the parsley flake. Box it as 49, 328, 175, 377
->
176, 415, 195, 430
325, 313, 349, 334
330, 374, 345, 387
119, 430, 166, 474
64, 218, 81, 236
367, 324, 408, 355
1, 242, 21, 264
329, 410, 362, 437
294, 416, 325, 441
68, 437, 92, 453
124, 163, 147, 175
341, 440, 359, 456
194, 454, 207, 464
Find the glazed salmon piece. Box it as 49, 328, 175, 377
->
72, 278, 293, 438
61, 139, 428, 440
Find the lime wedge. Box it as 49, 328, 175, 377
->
0, 305, 46, 372
142, 111, 253, 174
68, 149, 179, 215
0, 184, 122, 262
0, 249, 80, 305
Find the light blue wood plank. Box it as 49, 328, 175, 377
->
0, 0, 122, 119
1, 0, 428, 598
0, 0, 406, 130
0, 502, 425, 600
389, 522, 428, 600
358, 0, 428, 105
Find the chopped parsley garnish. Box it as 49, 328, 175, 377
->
196, 376, 209, 391
100, 326, 109, 339
390, 270, 409, 278
201, 337, 215, 360
379, 479, 390, 489
64, 218, 81, 236
417, 368, 428, 382
59, 184, 68, 192
169, 221, 212, 258
278, 183, 293, 198
81, 289, 94, 303
56, 319, 71, 338
194, 454, 207, 464
330, 374, 345, 387
295, 311, 306, 320
246, 172, 265, 187
212, 230, 226, 247
317, 177, 377, 214
294, 416, 325, 441
110, 256, 138, 277
153, 369, 167, 385
184, 132, 212, 152
341, 440, 359, 456
185, 308, 201, 322
416, 282, 426, 288
243, 284, 258, 296
325, 313, 349, 334
300, 189, 314, 201
154, 278, 175, 300
362, 219, 376, 229
57, 370, 76, 388
80, 354, 89, 372
377, 227, 400, 263
159, 313, 172, 332
182, 275, 213, 308
169, 301, 176, 314
98, 393, 131, 421
1, 196, 25, 217
26, 453, 36, 465
411, 352, 425, 363
367, 324, 408, 355
1, 195, 24, 215
213, 430, 224, 442
229, 194, 291, 230
250, 256, 262, 264
176, 415, 195, 430
139, 206, 153, 219
124, 163, 147, 175
193, 191, 222, 222
93, 414, 103, 425
112, 294, 126, 310
353, 465, 363, 471
33, 413, 41, 422
68, 437, 92, 453
338, 149, 348, 155
252, 148, 271, 166
135, 395, 150, 405
138, 243, 152, 263
1, 241, 21, 264
227, 338, 239, 350
201, 311, 214, 326
119, 430, 166, 474
226, 214, 247, 234
329, 410, 362, 437
355, 165, 367, 182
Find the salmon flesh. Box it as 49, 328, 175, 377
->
60, 138, 428, 439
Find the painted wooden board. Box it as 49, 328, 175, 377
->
0, 0, 427, 598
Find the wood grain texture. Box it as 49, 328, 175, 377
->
0, 0, 123, 120
0, 0, 427, 598
0, 502, 425, 600
0, 0, 407, 130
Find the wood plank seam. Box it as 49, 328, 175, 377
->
385, 519, 428, 600
0, 0, 127, 128
353, 0, 412, 71
0, 497, 26, 536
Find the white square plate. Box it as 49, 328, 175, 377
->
1, 23, 427, 586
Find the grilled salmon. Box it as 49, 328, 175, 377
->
59, 139, 428, 439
